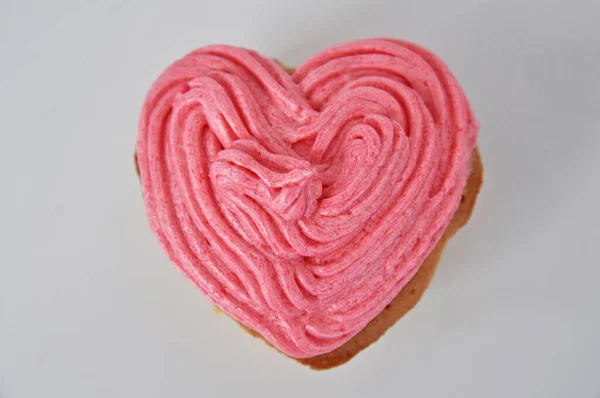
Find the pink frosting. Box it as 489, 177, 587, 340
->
137, 38, 479, 358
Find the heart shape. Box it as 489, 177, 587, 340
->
137, 38, 478, 358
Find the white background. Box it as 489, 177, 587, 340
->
1, 0, 599, 397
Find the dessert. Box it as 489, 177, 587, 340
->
136, 38, 482, 369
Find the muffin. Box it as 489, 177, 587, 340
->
135, 38, 482, 369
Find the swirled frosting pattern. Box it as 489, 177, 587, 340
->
137, 38, 479, 357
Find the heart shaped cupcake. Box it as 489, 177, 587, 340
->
136, 38, 481, 368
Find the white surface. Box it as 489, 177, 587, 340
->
1, 0, 599, 397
